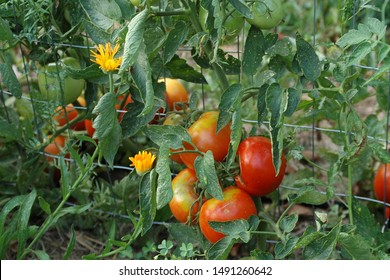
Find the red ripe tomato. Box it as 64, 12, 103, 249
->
53, 105, 79, 127
199, 186, 257, 243
386, 207, 390, 219
373, 163, 390, 203
44, 135, 66, 162
163, 113, 185, 164
235, 136, 286, 197
169, 168, 201, 224
84, 119, 95, 138
180, 111, 231, 170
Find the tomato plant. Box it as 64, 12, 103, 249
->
246, 0, 284, 29
169, 168, 201, 224
85, 119, 95, 138
37, 57, 85, 105
374, 163, 390, 203
180, 111, 231, 170
235, 136, 286, 197
199, 186, 257, 243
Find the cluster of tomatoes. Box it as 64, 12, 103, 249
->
165, 103, 287, 243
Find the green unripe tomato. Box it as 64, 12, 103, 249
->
37, 57, 85, 105
130, 0, 141, 6
199, 5, 244, 43
246, 0, 284, 30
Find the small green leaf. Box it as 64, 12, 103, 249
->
99, 121, 122, 167
217, 83, 242, 132
257, 84, 268, 125
31, 250, 51, 260
336, 28, 372, 48
243, 26, 265, 76
346, 42, 372, 66
285, 87, 302, 117
0, 63, 22, 98
63, 225, 76, 260
64, 64, 106, 80
279, 214, 298, 234
132, 45, 154, 116
227, 0, 253, 18
92, 92, 117, 139
365, 17, 386, 39
275, 236, 299, 259
139, 169, 158, 236
121, 100, 164, 138
290, 186, 328, 205
144, 125, 191, 150
164, 21, 189, 64
207, 236, 236, 260
0, 17, 13, 41
339, 233, 376, 260
164, 55, 207, 83
296, 34, 321, 81
225, 110, 242, 169
119, 9, 148, 73
156, 145, 173, 209
38, 197, 51, 215
81, 0, 121, 30
209, 219, 251, 242
194, 151, 223, 200
17, 189, 37, 259
303, 222, 341, 260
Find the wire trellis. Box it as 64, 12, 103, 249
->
1, 0, 390, 238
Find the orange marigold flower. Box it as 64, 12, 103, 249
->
90, 43, 122, 72
129, 151, 156, 176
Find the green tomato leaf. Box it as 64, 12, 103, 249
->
243, 26, 265, 76
132, 45, 154, 116
257, 84, 268, 125
119, 9, 148, 73
194, 151, 223, 200
225, 109, 242, 170
139, 169, 157, 236
64, 64, 106, 80
275, 236, 299, 259
289, 186, 328, 206
296, 34, 321, 81
338, 233, 376, 260
81, 0, 121, 30
163, 21, 189, 64
144, 125, 191, 150
336, 27, 372, 49
303, 222, 341, 260
16, 189, 37, 259
156, 145, 173, 210
0, 63, 22, 98
99, 121, 122, 167
346, 41, 372, 66
83, 21, 111, 44
227, 0, 252, 18
167, 223, 203, 247
217, 83, 242, 132
207, 236, 236, 260
285, 86, 302, 117
279, 214, 299, 234
0, 17, 13, 41
163, 55, 207, 84
121, 99, 164, 138
92, 92, 117, 139
266, 83, 287, 175
209, 219, 251, 242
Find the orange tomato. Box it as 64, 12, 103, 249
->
44, 135, 66, 162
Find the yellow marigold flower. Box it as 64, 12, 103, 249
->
90, 43, 122, 72
129, 151, 156, 176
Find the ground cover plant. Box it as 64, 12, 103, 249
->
0, 0, 390, 260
